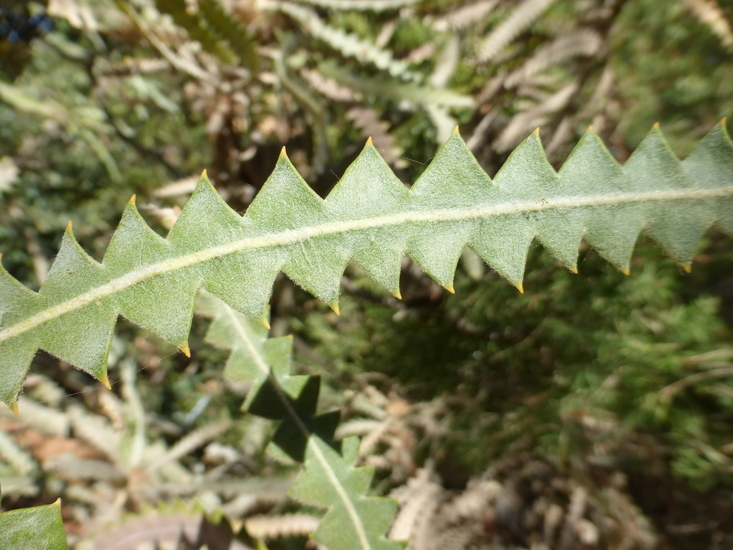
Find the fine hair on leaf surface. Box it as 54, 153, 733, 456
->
0, 122, 732, 407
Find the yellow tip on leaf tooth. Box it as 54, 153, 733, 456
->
621, 268, 631, 276
261, 319, 271, 330
330, 303, 341, 316
653, 122, 660, 129
365, 136, 373, 147
201, 168, 208, 179
570, 266, 578, 274
394, 290, 402, 300
587, 124, 594, 133
533, 127, 540, 136
127, 194, 137, 206
99, 372, 112, 391
682, 264, 692, 274
0, 252, 3, 262
444, 284, 455, 294
66, 220, 73, 232
452, 125, 460, 136
515, 282, 525, 294
278, 146, 288, 160
181, 343, 191, 358
10, 401, 19, 417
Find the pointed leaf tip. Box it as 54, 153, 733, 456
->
515, 282, 524, 294
587, 124, 594, 133
365, 136, 373, 147
444, 284, 455, 294
394, 290, 402, 300
127, 194, 137, 206
570, 266, 578, 274
181, 343, 191, 358
201, 168, 208, 179
533, 127, 540, 136
66, 220, 73, 233
330, 303, 341, 316
10, 401, 19, 417
682, 264, 692, 274
452, 125, 460, 136
99, 372, 112, 391
278, 146, 288, 161
653, 122, 660, 129
261, 319, 271, 330
621, 268, 630, 276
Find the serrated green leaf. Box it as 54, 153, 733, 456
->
0, 499, 69, 550
195, 291, 402, 550
291, 437, 403, 550
196, 291, 339, 461
1, 123, 733, 405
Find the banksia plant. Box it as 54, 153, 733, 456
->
1, 121, 732, 549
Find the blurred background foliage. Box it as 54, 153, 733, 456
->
0, 0, 732, 548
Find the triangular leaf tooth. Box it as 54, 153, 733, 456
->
682, 122, 733, 234
352, 243, 404, 295
0, 338, 37, 405
103, 198, 170, 272
625, 125, 693, 191
283, 239, 351, 305
682, 121, 733, 190
39, 306, 117, 381
245, 152, 327, 230
167, 176, 249, 249
583, 206, 643, 272
407, 222, 474, 288
411, 130, 492, 205
98, 371, 112, 390
558, 131, 634, 271
41, 227, 106, 295
469, 218, 534, 288
648, 209, 711, 265
117, 272, 200, 349
626, 126, 712, 263
326, 142, 409, 217
493, 130, 558, 198
560, 129, 626, 194
534, 210, 585, 270
33, 231, 118, 379
326, 172, 409, 292
204, 248, 286, 322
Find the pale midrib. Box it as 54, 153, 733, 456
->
2, 185, 732, 344
225, 306, 372, 550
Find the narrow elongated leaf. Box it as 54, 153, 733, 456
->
196, 291, 403, 550
1, 123, 733, 406
291, 436, 400, 550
